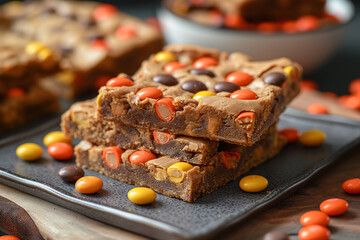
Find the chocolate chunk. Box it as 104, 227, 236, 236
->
152, 74, 178, 86
214, 82, 240, 93
264, 72, 286, 86
190, 69, 215, 77
181, 80, 207, 93
263, 231, 290, 240
58, 165, 85, 182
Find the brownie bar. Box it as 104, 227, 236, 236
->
62, 99, 219, 165
97, 44, 301, 145
75, 129, 287, 202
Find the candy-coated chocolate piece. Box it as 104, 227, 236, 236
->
300, 211, 330, 227
264, 72, 287, 86
136, 87, 163, 101
102, 146, 124, 168
25, 42, 45, 55
239, 175, 268, 192
129, 150, 156, 165
91, 39, 108, 50
230, 89, 258, 100
153, 131, 172, 145
296, 15, 320, 32
283, 66, 296, 81
226, 71, 254, 86
192, 91, 215, 101
221, 152, 240, 169
154, 51, 177, 62
128, 187, 156, 205
48, 142, 74, 160
193, 57, 218, 69
320, 198, 349, 216
300, 80, 318, 91
93, 4, 118, 22
163, 62, 185, 72
262, 231, 290, 240
155, 98, 176, 121
43, 131, 72, 146
58, 165, 85, 183
349, 78, 360, 95
167, 162, 193, 183
298, 225, 330, 240
75, 176, 103, 194
307, 103, 329, 115
342, 178, 360, 194
16, 143, 43, 161
115, 25, 137, 40
214, 82, 239, 93
181, 80, 207, 93
236, 111, 255, 120
189, 68, 215, 77
152, 74, 178, 86
341, 95, 360, 110
0, 236, 21, 240
6, 88, 25, 98
106, 77, 134, 87
299, 130, 326, 147
278, 128, 300, 143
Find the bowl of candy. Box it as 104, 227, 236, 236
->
158, 0, 355, 73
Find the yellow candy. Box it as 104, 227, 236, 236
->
43, 131, 72, 147
154, 51, 177, 62
16, 143, 43, 161
38, 48, 54, 61
167, 162, 193, 183
56, 71, 75, 85
128, 187, 156, 205
283, 66, 294, 80
25, 42, 45, 55
192, 91, 215, 101
299, 129, 326, 147
239, 175, 268, 192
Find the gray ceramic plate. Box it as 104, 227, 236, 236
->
0, 108, 359, 240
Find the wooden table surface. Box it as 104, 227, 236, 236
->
1, 90, 360, 240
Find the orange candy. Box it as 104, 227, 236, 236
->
256, 22, 280, 33
94, 76, 110, 90
91, 39, 108, 50
129, 150, 156, 165
6, 88, 25, 98
163, 62, 185, 72
278, 128, 300, 143
236, 111, 255, 120
298, 225, 330, 240
155, 98, 176, 121
153, 130, 172, 145
115, 25, 137, 40
224, 14, 245, 29
341, 95, 360, 110
349, 78, 360, 95
230, 89, 258, 100
296, 15, 320, 32
106, 77, 134, 87
0, 236, 20, 240
136, 87, 163, 101
75, 176, 103, 194
300, 211, 330, 227
93, 4, 118, 22
307, 103, 329, 115
102, 146, 124, 168
193, 57, 218, 69
221, 152, 240, 169
48, 142, 74, 160
301, 80, 318, 91
226, 71, 254, 87
282, 21, 298, 34
320, 198, 349, 216
342, 178, 360, 194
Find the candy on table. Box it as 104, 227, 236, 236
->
0, 236, 21, 240
349, 78, 360, 95
16, 143, 43, 161
47, 142, 74, 160
300, 211, 330, 227
58, 166, 85, 183
342, 178, 360, 194
75, 176, 103, 194
278, 128, 300, 143
128, 187, 157, 205
299, 130, 326, 147
320, 198, 349, 216
306, 103, 329, 115
300, 80, 318, 91
239, 175, 268, 193
43, 131, 72, 146
298, 225, 330, 240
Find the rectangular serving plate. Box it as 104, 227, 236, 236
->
0, 108, 359, 240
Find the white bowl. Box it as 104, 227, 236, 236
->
158, 0, 355, 73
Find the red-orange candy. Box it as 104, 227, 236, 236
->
163, 62, 185, 72
106, 77, 134, 87
102, 146, 124, 168
236, 111, 255, 120
230, 89, 258, 100
226, 71, 254, 87
320, 198, 349, 216
296, 15, 320, 32
322, 91, 337, 98
221, 152, 240, 169
307, 103, 329, 115
155, 98, 176, 121
193, 57, 218, 69
129, 150, 156, 165
0, 236, 21, 240
300, 211, 330, 227
298, 225, 330, 240
94, 76, 109, 90
341, 95, 360, 110
278, 128, 300, 143
6, 88, 25, 98
224, 14, 245, 29
93, 4, 118, 22
349, 78, 360, 95
301, 80, 318, 91
136, 87, 163, 100
256, 22, 280, 33
282, 20, 298, 34
342, 178, 360, 194
48, 142, 74, 160
91, 39, 108, 50
115, 25, 137, 40
153, 130, 172, 145
75, 176, 103, 194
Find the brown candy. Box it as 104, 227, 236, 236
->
152, 74, 178, 86
181, 79, 207, 93
189, 69, 215, 77
263, 231, 290, 240
58, 165, 85, 182
214, 82, 240, 93
264, 72, 286, 86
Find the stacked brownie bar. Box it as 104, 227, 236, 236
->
62, 45, 302, 202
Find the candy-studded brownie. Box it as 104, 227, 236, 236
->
0, 0, 163, 98
75, 127, 286, 202
97, 44, 301, 145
